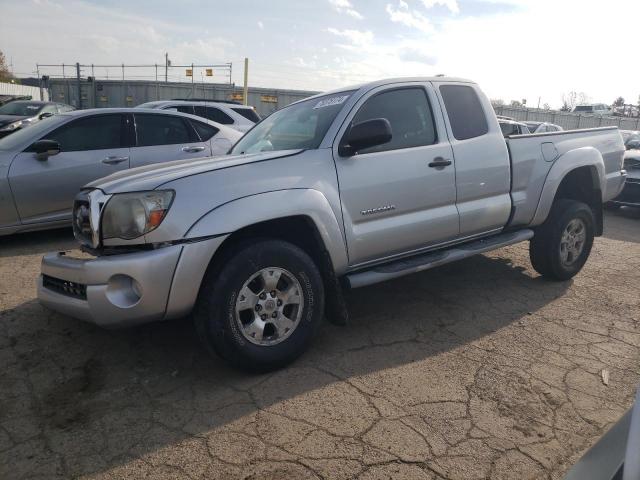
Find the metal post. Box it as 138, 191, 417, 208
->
36, 64, 43, 101
155, 64, 159, 100
165, 52, 168, 82
122, 63, 125, 107
191, 63, 195, 97
76, 62, 82, 109
243, 57, 249, 106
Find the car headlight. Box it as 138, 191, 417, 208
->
0, 121, 22, 132
101, 190, 174, 240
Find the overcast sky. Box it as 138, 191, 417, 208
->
1, 0, 638, 108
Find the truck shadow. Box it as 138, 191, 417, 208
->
0, 227, 75, 258
1, 251, 570, 477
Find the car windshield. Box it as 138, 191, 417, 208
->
524, 122, 541, 130
573, 106, 592, 112
0, 114, 65, 151
0, 101, 44, 116
230, 91, 355, 154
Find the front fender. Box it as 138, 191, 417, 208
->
530, 146, 605, 226
185, 189, 349, 273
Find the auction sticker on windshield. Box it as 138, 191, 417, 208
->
313, 95, 350, 109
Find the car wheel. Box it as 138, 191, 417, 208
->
194, 239, 324, 372
529, 199, 595, 281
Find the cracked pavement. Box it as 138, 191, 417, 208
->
1, 208, 639, 479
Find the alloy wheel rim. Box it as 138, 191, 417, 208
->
559, 218, 586, 267
234, 267, 304, 346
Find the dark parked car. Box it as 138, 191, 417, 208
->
610, 131, 640, 207
0, 101, 74, 138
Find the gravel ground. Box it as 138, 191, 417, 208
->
0, 210, 639, 480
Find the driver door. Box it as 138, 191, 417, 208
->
8, 113, 130, 225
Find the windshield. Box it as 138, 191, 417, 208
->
524, 122, 541, 130
573, 105, 592, 112
0, 102, 44, 116
0, 114, 66, 151
230, 91, 354, 154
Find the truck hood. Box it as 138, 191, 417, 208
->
87, 149, 304, 194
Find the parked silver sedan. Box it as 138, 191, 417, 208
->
0, 108, 241, 235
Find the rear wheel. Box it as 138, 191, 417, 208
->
194, 239, 324, 372
529, 199, 595, 280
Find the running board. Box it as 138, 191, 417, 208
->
345, 229, 534, 289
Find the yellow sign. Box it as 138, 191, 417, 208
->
186, 69, 193, 77
261, 95, 278, 104
231, 93, 244, 102
126, 96, 133, 103
206, 68, 213, 76
100, 96, 108, 102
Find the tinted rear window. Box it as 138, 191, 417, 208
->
231, 107, 261, 123
439, 85, 489, 141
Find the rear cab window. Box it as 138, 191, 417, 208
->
439, 84, 489, 140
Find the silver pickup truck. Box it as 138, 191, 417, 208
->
37, 77, 627, 371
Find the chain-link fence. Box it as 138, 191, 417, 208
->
494, 105, 640, 131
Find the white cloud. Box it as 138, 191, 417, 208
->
385, 1, 433, 34
422, 0, 459, 14
257, 20, 264, 30
328, 0, 363, 20
327, 27, 374, 46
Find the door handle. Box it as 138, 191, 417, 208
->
428, 157, 452, 168
101, 156, 129, 165
181, 146, 206, 153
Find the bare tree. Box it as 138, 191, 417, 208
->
612, 96, 625, 107
562, 91, 577, 111
0, 50, 14, 82
543, 103, 551, 111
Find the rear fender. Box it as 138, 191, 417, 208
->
531, 147, 604, 226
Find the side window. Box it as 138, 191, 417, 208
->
190, 120, 219, 141
135, 114, 192, 146
194, 106, 234, 125
40, 105, 57, 114
439, 85, 489, 140
351, 87, 437, 154
174, 105, 195, 115
44, 114, 124, 151
231, 107, 261, 123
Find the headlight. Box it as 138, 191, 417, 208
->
101, 190, 174, 240
0, 121, 22, 132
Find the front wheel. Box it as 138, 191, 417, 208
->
194, 239, 325, 372
529, 199, 595, 281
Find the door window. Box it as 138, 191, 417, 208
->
439, 85, 489, 140
351, 87, 437, 154
190, 120, 219, 141
42, 114, 124, 151
135, 114, 192, 146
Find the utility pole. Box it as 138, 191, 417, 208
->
243, 57, 249, 106
165, 52, 168, 82
76, 62, 82, 109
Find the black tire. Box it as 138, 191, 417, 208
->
193, 239, 324, 372
529, 199, 595, 281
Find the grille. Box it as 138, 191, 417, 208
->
42, 275, 87, 300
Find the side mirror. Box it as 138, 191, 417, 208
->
38, 112, 54, 120
33, 139, 61, 160
340, 118, 392, 156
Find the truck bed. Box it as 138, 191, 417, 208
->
506, 126, 625, 228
